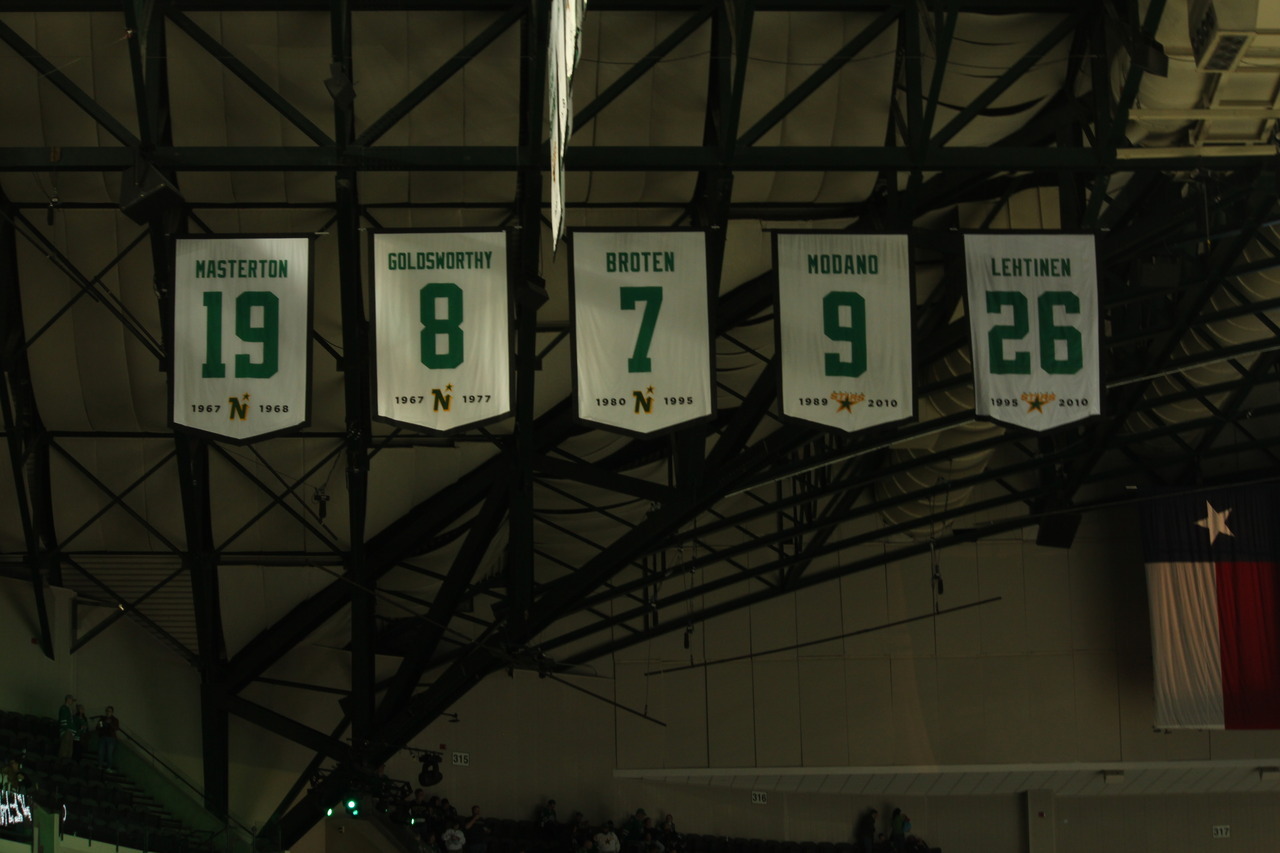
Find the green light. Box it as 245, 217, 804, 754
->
346, 800, 357, 809
326, 808, 334, 817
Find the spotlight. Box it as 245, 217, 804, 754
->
417, 752, 444, 788
346, 797, 361, 817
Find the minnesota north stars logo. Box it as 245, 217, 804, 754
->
1020, 392, 1056, 413
633, 386, 655, 414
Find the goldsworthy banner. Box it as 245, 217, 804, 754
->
965, 233, 1101, 431
570, 231, 713, 434
172, 237, 310, 441
776, 232, 915, 432
372, 231, 511, 432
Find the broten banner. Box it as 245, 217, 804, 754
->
373, 231, 511, 432
965, 233, 1101, 430
172, 236, 311, 441
570, 231, 713, 434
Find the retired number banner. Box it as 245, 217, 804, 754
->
172, 237, 310, 441
776, 233, 914, 431
571, 231, 713, 434
965, 233, 1100, 431
373, 232, 510, 431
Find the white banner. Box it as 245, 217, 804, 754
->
372, 231, 511, 431
549, 0, 587, 252
571, 231, 713, 434
776, 233, 914, 431
172, 237, 310, 440
965, 233, 1101, 431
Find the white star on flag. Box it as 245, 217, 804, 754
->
1196, 501, 1234, 545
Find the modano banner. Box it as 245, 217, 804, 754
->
172, 236, 311, 441
775, 232, 914, 432
372, 231, 511, 432
965, 233, 1101, 431
570, 231, 713, 434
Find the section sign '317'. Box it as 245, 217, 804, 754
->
965, 232, 1101, 431
373, 231, 511, 432
172, 236, 312, 441
570, 231, 714, 435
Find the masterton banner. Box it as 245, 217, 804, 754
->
571, 231, 713, 434
373, 231, 511, 432
965, 233, 1100, 431
776, 232, 914, 432
172, 237, 310, 440
1142, 486, 1280, 729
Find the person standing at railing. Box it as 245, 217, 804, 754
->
57, 695, 76, 759
96, 706, 119, 771
71, 705, 90, 763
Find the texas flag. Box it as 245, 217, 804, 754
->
1141, 486, 1280, 729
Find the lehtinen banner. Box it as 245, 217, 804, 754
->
373, 231, 511, 432
776, 233, 914, 431
964, 233, 1100, 431
172, 237, 311, 441
571, 231, 713, 434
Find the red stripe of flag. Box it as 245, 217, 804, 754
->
1216, 561, 1280, 729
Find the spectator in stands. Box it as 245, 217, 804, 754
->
659, 814, 679, 851
464, 804, 490, 853
888, 809, 908, 852
442, 819, 467, 853
96, 706, 119, 770
594, 820, 621, 853
71, 704, 90, 763
576, 835, 595, 853
620, 808, 646, 851
855, 808, 877, 853
536, 798, 558, 837
640, 818, 663, 853
57, 695, 76, 759
2, 756, 27, 792
569, 811, 592, 848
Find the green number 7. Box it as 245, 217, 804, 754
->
620, 286, 663, 373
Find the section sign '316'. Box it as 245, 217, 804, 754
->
171, 236, 312, 441
373, 231, 511, 432
570, 231, 714, 435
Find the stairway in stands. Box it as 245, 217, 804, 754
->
0, 709, 223, 853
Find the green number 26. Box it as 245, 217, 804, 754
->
201, 290, 279, 379
985, 289, 1083, 375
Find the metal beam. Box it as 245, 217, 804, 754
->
166, 10, 335, 146
0, 191, 54, 660
0, 20, 140, 147
356, 3, 525, 146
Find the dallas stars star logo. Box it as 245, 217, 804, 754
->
1026, 397, 1046, 413
836, 397, 854, 412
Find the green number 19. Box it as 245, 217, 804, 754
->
620, 286, 663, 373
201, 290, 279, 379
